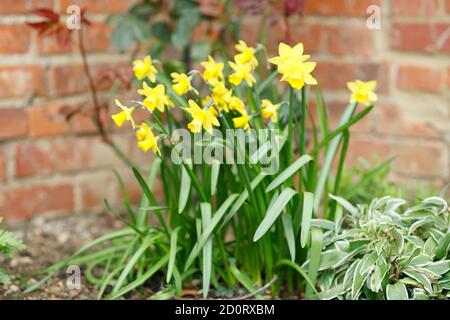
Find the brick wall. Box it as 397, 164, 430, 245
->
0, 0, 449, 220
241, 0, 450, 188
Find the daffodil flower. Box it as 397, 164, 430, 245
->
138, 83, 173, 112
261, 99, 281, 123
133, 55, 158, 82
228, 96, 247, 115
171, 72, 198, 96
347, 80, 378, 106
234, 40, 258, 70
136, 123, 160, 155
228, 61, 256, 87
269, 42, 317, 90
184, 99, 220, 134
212, 82, 232, 112
111, 99, 136, 129
200, 55, 224, 86
233, 114, 251, 131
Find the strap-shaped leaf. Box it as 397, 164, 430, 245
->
265, 155, 313, 192
254, 188, 297, 242
281, 213, 296, 262
178, 161, 192, 214
386, 282, 409, 300
210, 160, 220, 196
201, 203, 212, 298
301, 192, 314, 248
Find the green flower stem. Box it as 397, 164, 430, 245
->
287, 88, 295, 166
246, 86, 264, 129
297, 86, 307, 192
313, 102, 358, 212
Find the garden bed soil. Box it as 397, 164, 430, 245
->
0, 212, 122, 300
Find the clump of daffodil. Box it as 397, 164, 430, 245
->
133, 55, 158, 82
136, 123, 160, 155
200, 56, 224, 86
261, 99, 280, 123
112, 99, 135, 128
138, 83, 173, 112
228, 61, 256, 87
269, 42, 317, 90
171, 72, 198, 96
234, 40, 258, 70
185, 99, 220, 134
212, 82, 232, 112
228, 96, 246, 115
347, 80, 378, 106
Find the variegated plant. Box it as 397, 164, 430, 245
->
308, 195, 450, 300
0, 217, 25, 285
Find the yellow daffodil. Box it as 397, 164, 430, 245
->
234, 40, 258, 70
200, 55, 224, 86
228, 61, 256, 87
138, 83, 173, 112
347, 80, 378, 106
185, 99, 220, 134
261, 99, 280, 123
136, 123, 160, 155
171, 72, 197, 96
233, 114, 251, 131
228, 96, 247, 115
269, 42, 317, 90
111, 99, 135, 128
133, 55, 158, 82
212, 82, 232, 111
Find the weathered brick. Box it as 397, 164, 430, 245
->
348, 137, 447, 178
287, 20, 324, 53
0, 24, 32, 54
27, 101, 70, 137
0, 183, 74, 220
0, 66, 46, 99
376, 104, 442, 138
37, 21, 111, 55
59, 0, 138, 14
304, 0, 381, 17
15, 135, 129, 177
391, 23, 450, 54
78, 171, 117, 210
0, 0, 53, 13
0, 108, 28, 140
397, 65, 444, 93
327, 24, 373, 56
0, 149, 6, 182
391, 0, 440, 17
447, 0, 450, 13
314, 62, 389, 93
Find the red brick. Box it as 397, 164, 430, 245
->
59, 0, 138, 14
37, 21, 111, 55
51, 65, 86, 96
376, 104, 441, 138
0, 66, 46, 99
397, 65, 444, 93
71, 113, 97, 133
0, 183, 74, 220
391, 23, 450, 54
391, 0, 440, 17
0, 108, 28, 140
447, 0, 450, 13
314, 62, 389, 93
15, 135, 129, 177
348, 137, 447, 178
286, 20, 324, 54
447, 68, 450, 88
0, 0, 53, 13
304, 0, 381, 17
78, 171, 117, 210
0, 24, 31, 54
27, 101, 70, 137
0, 149, 6, 182
327, 24, 372, 56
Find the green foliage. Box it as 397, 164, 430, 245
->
0, 217, 25, 285
310, 196, 450, 300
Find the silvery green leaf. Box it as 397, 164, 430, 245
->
318, 250, 348, 271
403, 270, 433, 293
316, 284, 348, 300
410, 254, 432, 267
412, 288, 429, 300
405, 235, 425, 248
408, 217, 433, 235
360, 251, 379, 275
369, 262, 390, 292
422, 260, 450, 277
386, 282, 409, 300
435, 233, 450, 260
351, 259, 370, 299
385, 198, 407, 213
310, 219, 335, 231
343, 260, 359, 287
423, 237, 437, 258
329, 194, 358, 216
422, 196, 448, 215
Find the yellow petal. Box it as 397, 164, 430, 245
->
112, 111, 127, 127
